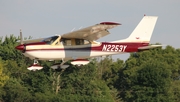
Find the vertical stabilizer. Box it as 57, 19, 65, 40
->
127, 16, 158, 42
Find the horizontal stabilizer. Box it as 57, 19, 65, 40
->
138, 45, 163, 50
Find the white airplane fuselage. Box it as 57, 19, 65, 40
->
19, 40, 146, 60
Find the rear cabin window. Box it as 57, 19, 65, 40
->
61, 38, 90, 46
75, 39, 84, 45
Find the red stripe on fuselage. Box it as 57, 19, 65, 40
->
91, 42, 149, 52
24, 42, 149, 52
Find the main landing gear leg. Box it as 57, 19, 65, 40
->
51, 59, 69, 70
60, 59, 69, 69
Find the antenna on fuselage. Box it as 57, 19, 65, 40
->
79, 26, 83, 29
71, 28, 76, 32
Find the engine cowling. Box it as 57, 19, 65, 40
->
15, 44, 26, 53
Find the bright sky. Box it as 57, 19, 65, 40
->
0, 0, 179, 61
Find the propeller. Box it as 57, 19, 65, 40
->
15, 29, 26, 52
20, 29, 23, 44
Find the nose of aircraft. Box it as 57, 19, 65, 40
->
15, 44, 25, 51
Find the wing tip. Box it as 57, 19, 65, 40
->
100, 22, 121, 25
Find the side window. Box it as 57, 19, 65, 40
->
84, 40, 90, 44
60, 38, 71, 46
75, 39, 84, 45
60, 38, 91, 46
65, 40, 71, 45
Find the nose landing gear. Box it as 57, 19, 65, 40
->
27, 59, 43, 71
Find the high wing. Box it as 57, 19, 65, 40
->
61, 22, 121, 41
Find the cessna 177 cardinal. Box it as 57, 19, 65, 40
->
15, 16, 162, 71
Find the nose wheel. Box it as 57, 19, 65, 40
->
34, 59, 39, 64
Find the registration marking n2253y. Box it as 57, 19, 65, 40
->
102, 45, 127, 52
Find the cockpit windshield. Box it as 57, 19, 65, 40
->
42, 36, 59, 44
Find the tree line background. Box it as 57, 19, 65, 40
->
0, 35, 180, 102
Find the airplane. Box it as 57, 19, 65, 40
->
15, 16, 162, 71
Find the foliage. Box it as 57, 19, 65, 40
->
2, 78, 32, 102
117, 47, 180, 102
0, 59, 9, 87
56, 63, 115, 102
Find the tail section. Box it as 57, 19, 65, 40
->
113, 16, 158, 43
112, 16, 162, 51
127, 16, 158, 42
